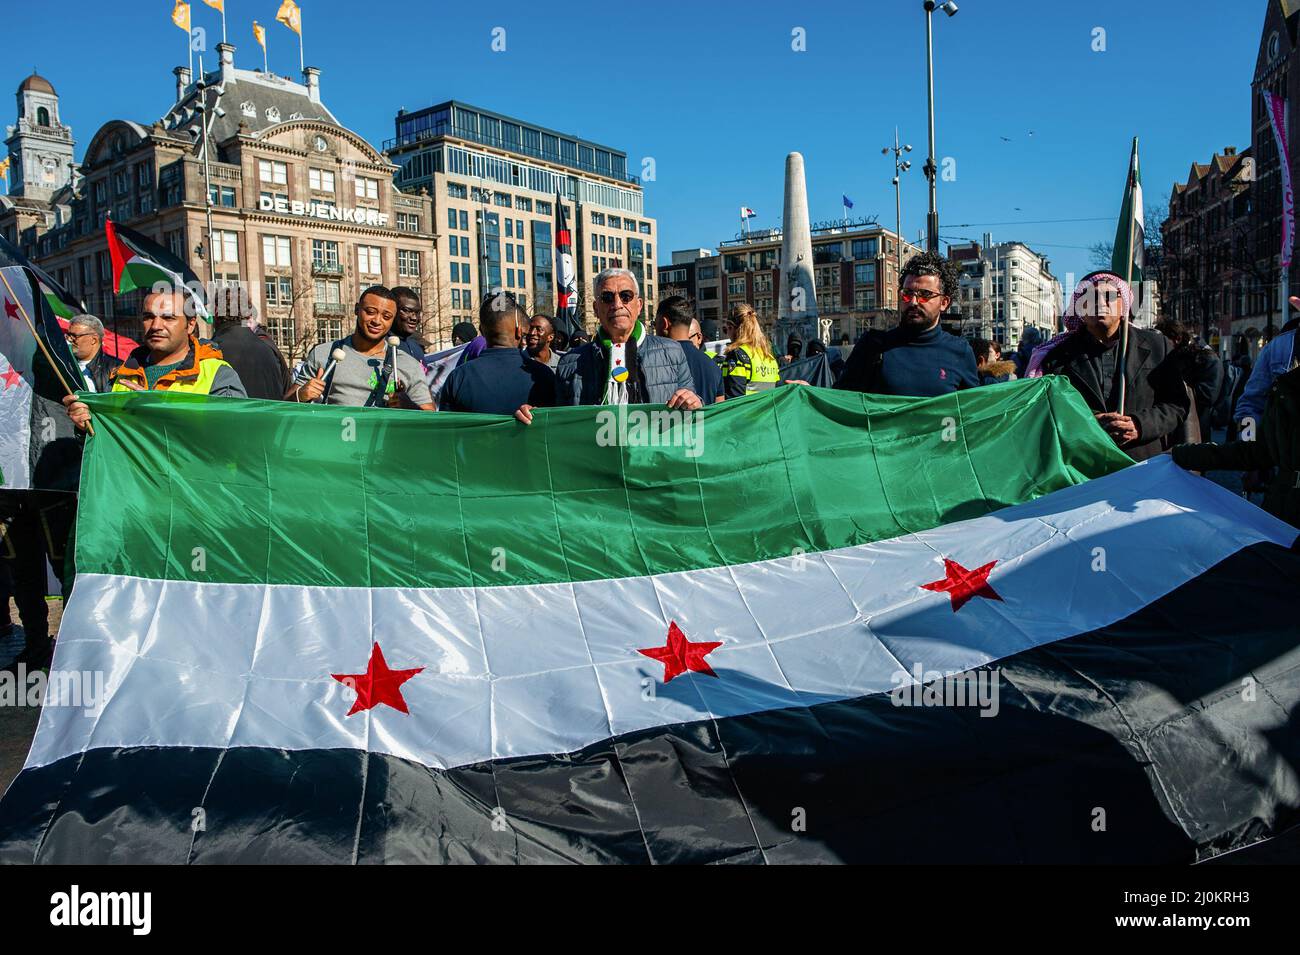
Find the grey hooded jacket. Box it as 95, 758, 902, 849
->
555, 334, 695, 405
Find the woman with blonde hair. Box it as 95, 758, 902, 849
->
718, 303, 779, 397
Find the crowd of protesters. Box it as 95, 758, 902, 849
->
0, 250, 1289, 671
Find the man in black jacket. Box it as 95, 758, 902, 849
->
1039, 272, 1188, 461
211, 299, 288, 401
833, 251, 978, 397
659, 296, 723, 404
1157, 320, 1224, 442
65, 315, 121, 392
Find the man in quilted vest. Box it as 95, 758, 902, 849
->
513, 268, 699, 424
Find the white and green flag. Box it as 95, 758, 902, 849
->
1111, 136, 1144, 288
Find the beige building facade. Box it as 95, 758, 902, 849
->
3, 47, 435, 359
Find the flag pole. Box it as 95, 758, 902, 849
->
1283, 100, 1291, 336
220, 5, 227, 44
298, 20, 304, 73
1118, 136, 1137, 417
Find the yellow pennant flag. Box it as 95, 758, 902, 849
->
0, 157, 10, 181
171, 0, 191, 32
253, 20, 266, 50
202, 0, 224, 10
276, 0, 302, 35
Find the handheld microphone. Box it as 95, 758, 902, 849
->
322, 347, 347, 380
386, 336, 400, 387
318, 347, 346, 402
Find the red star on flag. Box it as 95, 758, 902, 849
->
0, 366, 22, 390
3, 297, 18, 321
638, 621, 722, 683
920, 558, 1003, 612
331, 643, 424, 716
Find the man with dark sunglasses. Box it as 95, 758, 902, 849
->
514, 268, 698, 422
832, 251, 977, 397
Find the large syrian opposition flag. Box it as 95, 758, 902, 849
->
0, 236, 86, 491
2, 379, 1300, 863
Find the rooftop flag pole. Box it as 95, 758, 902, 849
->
276, 0, 303, 73
203, 0, 226, 44
172, 1, 193, 77
253, 21, 268, 73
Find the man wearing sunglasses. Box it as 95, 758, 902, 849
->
833, 251, 977, 397
514, 269, 699, 423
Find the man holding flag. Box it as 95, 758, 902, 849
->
64, 289, 247, 432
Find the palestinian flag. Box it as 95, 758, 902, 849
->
105, 217, 207, 319
0, 235, 85, 491
2, 380, 1299, 863
25, 258, 86, 320
1111, 136, 1144, 288
554, 193, 579, 338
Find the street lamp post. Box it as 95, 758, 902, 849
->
923, 0, 958, 254
194, 59, 226, 302
882, 129, 912, 281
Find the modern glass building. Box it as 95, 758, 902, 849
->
385, 101, 656, 328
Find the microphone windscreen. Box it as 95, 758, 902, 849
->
331, 348, 347, 362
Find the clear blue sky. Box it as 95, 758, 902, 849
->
4, 0, 1265, 286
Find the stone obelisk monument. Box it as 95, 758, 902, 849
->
776, 151, 818, 348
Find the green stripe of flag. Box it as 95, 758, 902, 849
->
116, 260, 178, 296
74, 381, 1130, 589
